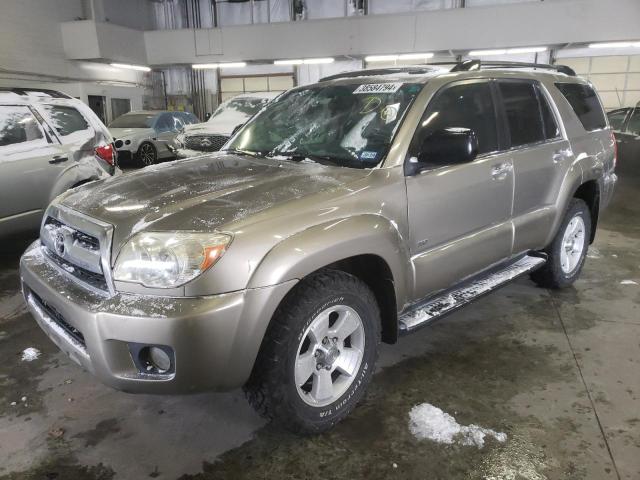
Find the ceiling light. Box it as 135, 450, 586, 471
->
468, 49, 507, 56
303, 58, 334, 64
274, 59, 304, 65
218, 62, 247, 68
588, 41, 640, 49
192, 63, 218, 69
110, 63, 151, 72
365, 55, 399, 62
398, 53, 434, 60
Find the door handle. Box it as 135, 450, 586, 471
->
49, 156, 68, 164
491, 162, 512, 180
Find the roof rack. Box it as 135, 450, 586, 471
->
447, 59, 576, 76
0, 87, 72, 99
319, 66, 436, 82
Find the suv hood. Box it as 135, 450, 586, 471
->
109, 127, 155, 139
183, 117, 245, 137
59, 154, 370, 254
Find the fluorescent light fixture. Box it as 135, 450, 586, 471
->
507, 46, 547, 54
588, 41, 640, 49
110, 63, 151, 72
218, 62, 247, 68
302, 57, 334, 64
365, 54, 399, 62
469, 49, 507, 56
398, 53, 434, 60
192, 63, 218, 69
274, 59, 304, 65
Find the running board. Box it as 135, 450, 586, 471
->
399, 254, 546, 332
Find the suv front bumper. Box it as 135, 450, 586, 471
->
20, 242, 295, 394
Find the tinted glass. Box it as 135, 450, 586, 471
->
109, 113, 157, 129
413, 81, 498, 156
627, 109, 640, 136
499, 81, 545, 147
226, 82, 424, 169
0, 105, 45, 147
41, 105, 90, 136
155, 114, 174, 132
555, 83, 607, 131
607, 109, 629, 131
537, 86, 560, 140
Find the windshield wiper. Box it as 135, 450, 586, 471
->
267, 151, 340, 167
222, 148, 263, 158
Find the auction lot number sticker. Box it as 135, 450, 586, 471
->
353, 83, 403, 94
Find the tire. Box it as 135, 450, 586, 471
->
137, 142, 157, 166
244, 270, 380, 434
531, 198, 591, 289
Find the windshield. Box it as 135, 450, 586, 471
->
224, 82, 424, 168
109, 113, 157, 129
209, 97, 271, 122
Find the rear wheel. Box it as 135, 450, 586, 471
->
531, 198, 591, 289
137, 142, 157, 166
244, 270, 380, 434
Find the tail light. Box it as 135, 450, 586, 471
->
95, 143, 115, 166
611, 130, 617, 170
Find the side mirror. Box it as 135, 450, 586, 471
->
414, 128, 479, 172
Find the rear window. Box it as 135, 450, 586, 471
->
555, 83, 607, 131
41, 105, 90, 137
0, 105, 46, 147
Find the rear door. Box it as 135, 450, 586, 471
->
495, 79, 573, 253
0, 104, 67, 227
406, 79, 515, 298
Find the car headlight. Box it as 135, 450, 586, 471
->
174, 133, 185, 148
113, 232, 231, 288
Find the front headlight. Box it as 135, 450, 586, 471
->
174, 133, 185, 148
113, 232, 231, 288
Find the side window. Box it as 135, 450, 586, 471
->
412, 81, 498, 160
498, 81, 546, 147
607, 109, 629, 132
555, 83, 607, 131
0, 105, 46, 148
155, 114, 172, 132
172, 114, 184, 131
626, 109, 640, 136
536, 85, 561, 140
40, 105, 90, 137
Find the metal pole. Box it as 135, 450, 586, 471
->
250, 0, 255, 24
161, 71, 168, 110
267, 0, 271, 23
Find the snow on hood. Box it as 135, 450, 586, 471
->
109, 127, 155, 140
60, 153, 369, 255
183, 112, 249, 137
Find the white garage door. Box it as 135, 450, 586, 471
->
219, 74, 294, 102
560, 55, 640, 110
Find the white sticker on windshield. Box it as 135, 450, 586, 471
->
353, 83, 403, 94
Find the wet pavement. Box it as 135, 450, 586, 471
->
0, 179, 638, 480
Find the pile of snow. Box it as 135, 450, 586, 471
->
21, 347, 41, 362
620, 280, 638, 285
408, 403, 507, 448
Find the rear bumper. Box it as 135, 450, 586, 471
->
20, 242, 296, 394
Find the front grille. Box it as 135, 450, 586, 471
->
42, 216, 108, 294
30, 290, 86, 347
184, 134, 228, 152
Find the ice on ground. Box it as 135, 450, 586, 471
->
587, 247, 602, 259
620, 280, 638, 285
21, 347, 41, 362
408, 403, 507, 448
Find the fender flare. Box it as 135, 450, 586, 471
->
247, 214, 412, 309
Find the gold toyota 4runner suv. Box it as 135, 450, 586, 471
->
21, 61, 617, 433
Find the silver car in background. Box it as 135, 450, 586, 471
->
0, 87, 117, 237
174, 92, 279, 157
109, 110, 199, 166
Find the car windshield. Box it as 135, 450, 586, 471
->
109, 113, 157, 128
224, 82, 424, 168
209, 97, 270, 122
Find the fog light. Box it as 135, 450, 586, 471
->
125, 140, 131, 145
149, 346, 171, 372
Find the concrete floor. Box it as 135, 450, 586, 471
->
0, 178, 638, 480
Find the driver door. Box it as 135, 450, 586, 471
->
406, 79, 514, 300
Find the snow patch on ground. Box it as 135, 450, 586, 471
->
620, 280, 638, 285
409, 403, 507, 448
21, 347, 41, 362
586, 247, 602, 259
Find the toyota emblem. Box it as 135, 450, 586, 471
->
54, 232, 66, 257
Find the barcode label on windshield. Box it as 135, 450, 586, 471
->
353, 83, 403, 94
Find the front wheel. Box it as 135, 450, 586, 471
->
137, 142, 157, 166
531, 198, 591, 289
244, 270, 380, 434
